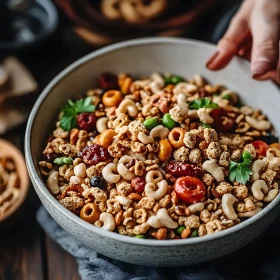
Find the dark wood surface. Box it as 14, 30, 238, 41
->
0, 2, 241, 279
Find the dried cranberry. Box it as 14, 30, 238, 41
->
210, 108, 235, 133
199, 88, 210, 98
97, 72, 118, 90
166, 161, 204, 178
44, 153, 56, 163
81, 144, 110, 165
131, 177, 145, 193
77, 113, 96, 132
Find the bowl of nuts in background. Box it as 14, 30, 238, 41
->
0, 139, 29, 224
25, 38, 280, 266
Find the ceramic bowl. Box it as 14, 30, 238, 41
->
0, 139, 29, 222
25, 38, 280, 266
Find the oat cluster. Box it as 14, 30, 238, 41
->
39, 72, 280, 240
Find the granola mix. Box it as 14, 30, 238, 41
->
39, 72, 280, 239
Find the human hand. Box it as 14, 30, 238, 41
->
206, 0, 280, 83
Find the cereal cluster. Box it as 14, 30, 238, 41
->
0, 156, 20, 218
39, 72, 280, 240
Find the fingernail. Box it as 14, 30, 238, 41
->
251, 58, 271, 76
206, 50, 220, 68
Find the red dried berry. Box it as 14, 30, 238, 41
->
77, 113, 96, 132
131, 177, 145, 193
199, 88, 210, 98
166, 161, 204, 178
44, 153, 56, 163
81, 144, 110, 165
210, 108, 235, 133
97, 72, 118, 90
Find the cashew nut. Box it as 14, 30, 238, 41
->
193, 74, 205, 87
238, 207, 261, 218
96, 117, 109, 133
116, 99, 138, 117
197, 108, 214, 124
240, 106, 253, 115
147, 208, 178, 229
145, 180, 168, 200
99, 212, 116, 231
266, 148, 280, 158
150, 125, 169, 139
150, 72, 164, 87
250, 159, 266, 182
118, 155, 133, 164
102, 163, 121, 183
188, 109, 198, 118
177, 93, 189, 111
117, 163, 135, 181
222, 193, 238, 220
263, 189, 279, 202
47, 171, 60, 195
150, 81, 162, 94
145, 170, 163, 184
267, 157, 280, 170
173, 82, 197, 96
202, 159, 224, 182
188, 202, 204, 213
115, 196, 132, 207
138, 132, 154, 144
245, 116, 271, 131
251, 180, 268, 200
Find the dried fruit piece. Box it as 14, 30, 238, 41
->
210, 108, 234, 133
174, 176, 206, 203
166, 161, 204, 178
90, 176, 107, 189
81, 144, 110, 165
97, 72, 118, 90
131, 177, 145, 193
77, 113, 96, 132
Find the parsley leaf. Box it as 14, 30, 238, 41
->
229, 158, 253, 185
189, 98, 219, 110
60, 97, 95, 131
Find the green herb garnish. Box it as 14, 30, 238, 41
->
60, 97, 95, 131
222, 94, 231, 100
189, 98, 219, 110
229, 153, 253, 185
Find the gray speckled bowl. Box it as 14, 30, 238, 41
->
25, 38, 280, 267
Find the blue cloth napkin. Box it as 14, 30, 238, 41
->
37, 206, 280, 280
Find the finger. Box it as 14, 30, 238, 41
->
206, 0, 253, 70
253, 70, 276, 81
250, 0, 280, 77
238, 41, 252, 57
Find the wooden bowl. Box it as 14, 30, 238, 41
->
0, 139, 29, 222
55, 0, 217, 36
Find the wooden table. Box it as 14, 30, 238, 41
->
0, 2, 241, 279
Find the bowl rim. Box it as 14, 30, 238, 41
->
25, 37, 280, 246
0, 138, 29, 222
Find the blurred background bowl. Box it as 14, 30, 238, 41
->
0, 139, 29, 224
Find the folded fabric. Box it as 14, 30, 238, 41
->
37, 206, 280, 280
